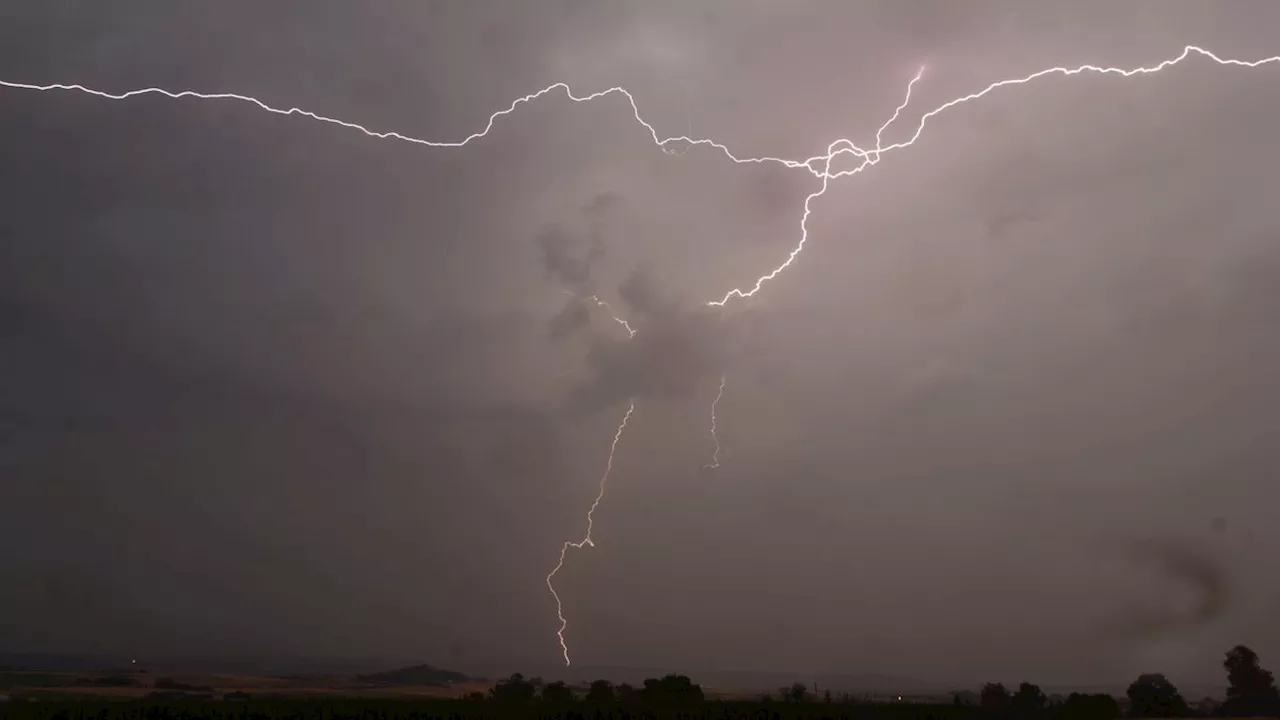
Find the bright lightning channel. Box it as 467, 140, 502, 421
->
585, 294, 637, 338
7, 46, 1278, 307
705, 65, 924, 306
5, 43, 1280, 668
697, 66, 923, 473
560, 289, 637, 338
544, 401, 635, 666
708, 46, 1280, 304
703, 373, 726, 470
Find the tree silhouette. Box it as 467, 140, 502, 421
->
981, 682, 1012, 709
585, 679, 615, 703
540, 680, 574, 704
641, 674, 704, 703
1125, 673, 1188, 718
1012, 682, 1048, 713
780, 683, 809, 703
1062, 692, 1120, 720
616, 682, 638, 703
489, 673, 536, 705
1222, 645, 1280, 717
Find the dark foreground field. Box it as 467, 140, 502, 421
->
0, 698, 1186, 720
0, 699, 1103, 720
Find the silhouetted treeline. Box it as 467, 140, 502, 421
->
970, 644, 1279, 718
2, 644, 1276, 720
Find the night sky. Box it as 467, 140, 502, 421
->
3, 1, 1280, 690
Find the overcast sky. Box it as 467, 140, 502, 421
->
3, 0, 1280, 690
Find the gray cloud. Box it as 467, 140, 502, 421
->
617, 263, 678, 320
548, 298, 592, 342
562, 300, 729, 416
538, 224, 597, 293
1107, 538, 1231, 642
536, 191, 615, 295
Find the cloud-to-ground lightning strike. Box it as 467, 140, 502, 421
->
6, 43, 1280, 666
545, 401, 635, 666
703, 373, 726, 470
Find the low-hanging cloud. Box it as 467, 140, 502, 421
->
1107, 537, 1231, 641
536, 191, 615, 295
562, 289, 731, 417
537, 192, 620, 344
534, 192, 734, 415
617, 263, 679, 320
538, 223, 598, 294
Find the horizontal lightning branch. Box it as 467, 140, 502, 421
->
8, 46, 1273, 307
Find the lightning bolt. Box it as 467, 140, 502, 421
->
695, 69, 924, 457
544, 401, 635, 666
560, 289, 637, 338
708, 46, 1280, 305
585, 294, 637, 338
703, 373, 726, 470
6, 43, 1280, 667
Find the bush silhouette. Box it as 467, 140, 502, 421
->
1125, 673, 1188, 717
1012, 682, 1048, 713
641, 673, 704, 703
540, 680, 574, 704
1062, 692, 1120, 720
981, 682, 1011, 709
780, 682, 809, 703
616, 682, 638, 703
488, 673, 536, 704
585, 679, 615, 703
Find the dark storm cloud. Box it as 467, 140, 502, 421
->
562, 297, 730, 416
538, 189, 730, 408
537, 191, 615, 294
538, 223, 598, 293
538, 191, 621, 342
548, 298, 592, 341
1104, 538, 1231, 642
582, 190, 621, 218
538, 191, 738, 414
617, 264, 678, 320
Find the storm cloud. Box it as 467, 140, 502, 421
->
2, 0, 1280, 690
1108, 538, 1232, 641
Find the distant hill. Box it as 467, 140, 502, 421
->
357, 664, 469, 686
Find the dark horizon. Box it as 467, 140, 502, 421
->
0, 650, 1236, 700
